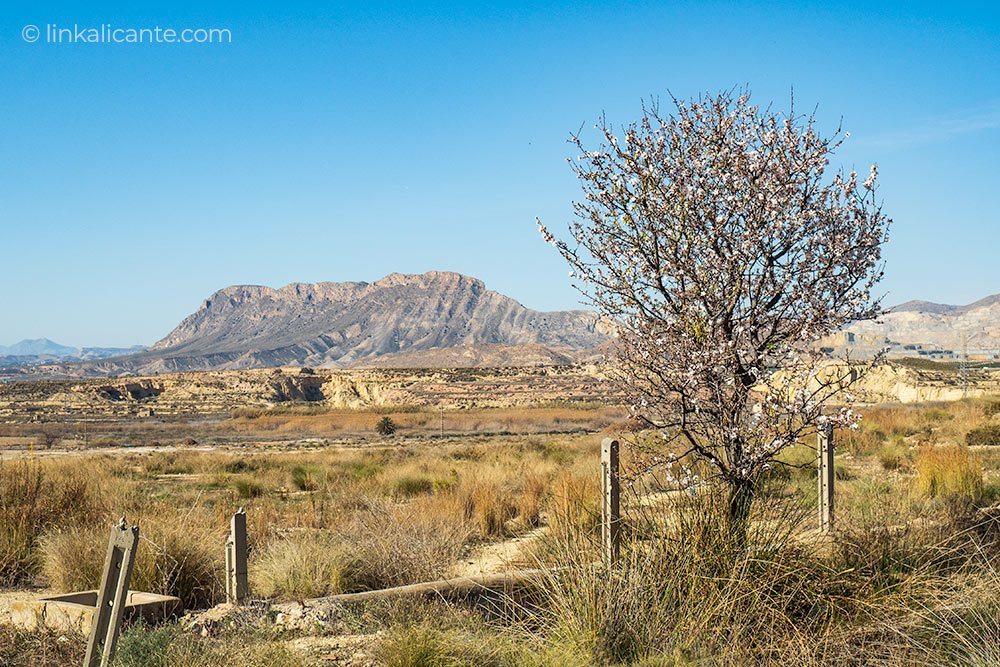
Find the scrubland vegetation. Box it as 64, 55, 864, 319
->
7, 398, 1000, 664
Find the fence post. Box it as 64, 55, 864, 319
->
226, 509, 248, 605
601, 438, 621, 567
84, 517, 139, 667
818, 422, 835, 533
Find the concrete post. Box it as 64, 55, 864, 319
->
818, 423, 835, 533
226, 509, 248, 605
601, 438, 621, 567
84, 517, 139, 667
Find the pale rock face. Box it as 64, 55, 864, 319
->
81, 271, 607, 375
843, 295, 1000, 352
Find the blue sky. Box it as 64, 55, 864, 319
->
1, 1, 998, 347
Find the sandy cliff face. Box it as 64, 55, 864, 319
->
853, 363, 1000, 404
0, 365, 621, 419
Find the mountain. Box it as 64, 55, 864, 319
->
0, 339, 78, 356
346, 342, 579, 368
73, 271, 609, 375
831, 294, 1000, 357
889, 295, 1000, 317
0, 339, 145, 368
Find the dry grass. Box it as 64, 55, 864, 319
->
223, 405, 628, 437
0, 625, 84, 667
344, 494, 473, 590
249, 531, 357, 600
545, 472, 600, 542
42, 512, 222, 608
914, 444, 984, 506
0, 460, 106, 585
18, 395, 1000, 665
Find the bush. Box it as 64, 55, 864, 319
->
290, 465, 319, 491
43, 514, 222, 609
966, 425, 1000, 447
0, 461, 102, 585
914, 445, 983, 506
233, 477, 265, 499
345, 496, 472, 589
392, 475, 433, 498
376, 416, 397, 436
469, 478, 517, 538
878, 444, 907, 471
250, 532, 358, 600
223, 458, 259, 474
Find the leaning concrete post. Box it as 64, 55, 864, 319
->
601, 438, 621, 567
817, 423, 835, 533
226, 509, 248, 605
84, 517, 139, 667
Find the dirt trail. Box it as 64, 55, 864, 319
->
449, 525, 547, 578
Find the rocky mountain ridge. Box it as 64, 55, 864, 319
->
54, 271, 609, 376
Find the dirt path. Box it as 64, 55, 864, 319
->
286, 634, 382, 666
449, 525, 547, 578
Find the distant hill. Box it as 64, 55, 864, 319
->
66, 271, 609, 375
0, 339, 145, 368
0, 339, 78, 356
889, 294, 1000, 317
842, 293, 1000, 355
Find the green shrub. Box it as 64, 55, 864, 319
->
376, 416, 397, 436
392, 475, 433, 498
376, 622, 522, 667
290, 465, 319, 491
113, 619, 304, 667
233, 477, 265, 498
113, 621, 173, 667
336, 460, 382, 481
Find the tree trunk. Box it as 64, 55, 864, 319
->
727, 477, 755, 546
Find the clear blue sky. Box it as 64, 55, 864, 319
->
1, 1, 998, 347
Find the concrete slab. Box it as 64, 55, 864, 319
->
10, 590, 183, 635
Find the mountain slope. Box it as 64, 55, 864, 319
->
842, 293, 1000, 354
82, 271, 608, 374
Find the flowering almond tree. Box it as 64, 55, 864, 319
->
539, 90, 890, 526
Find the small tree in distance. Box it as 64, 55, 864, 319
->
539, 89, 890, 529
376, 416, 397, 436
